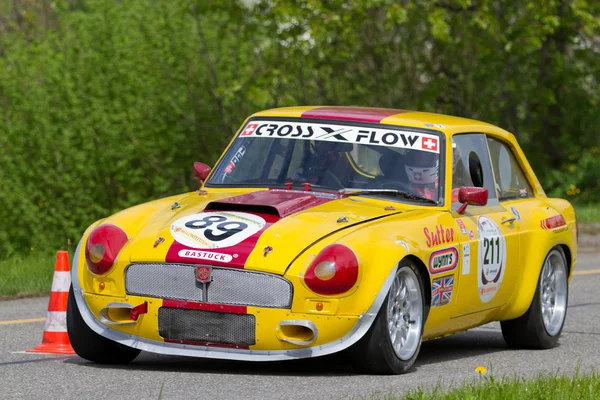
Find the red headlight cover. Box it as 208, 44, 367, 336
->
304, 244, 359, 295
85, 224, 128, 275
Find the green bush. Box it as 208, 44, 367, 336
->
546, 148, 600, 202
0, 0, 260, 257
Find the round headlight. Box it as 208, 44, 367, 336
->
85, 224, 128, 275
303, 244, 359, 295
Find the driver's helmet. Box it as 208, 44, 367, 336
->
310, 140, 353, 171
404, 149, 438, 185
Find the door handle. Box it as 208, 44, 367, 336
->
502, 217, 517, 225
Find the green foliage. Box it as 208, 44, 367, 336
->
0, 0, 599, 257
0, 0, 260, 257
546, 147, 600, 202
376, 369, 600, 400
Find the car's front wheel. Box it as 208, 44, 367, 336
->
500, 247, 569, 349
351, 259, 427, 374
67, 285, 141, 364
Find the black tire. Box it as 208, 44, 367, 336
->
67, 285, 141, 364
350, 260, 428, 374
500, 247, 569, 349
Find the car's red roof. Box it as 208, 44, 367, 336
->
300, 106, 407, 123
251, 106, 509, 137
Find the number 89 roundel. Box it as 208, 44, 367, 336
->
477, 216, 506, 303
170, 212, 266, 249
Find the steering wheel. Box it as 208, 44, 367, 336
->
319, 170, 344, 189
300, 167, 345, 189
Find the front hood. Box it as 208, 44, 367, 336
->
128, 189, 402, 274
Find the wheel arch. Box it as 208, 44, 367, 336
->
558, 244, 573, 277
402, 254, 431, 311
496, 243, 570, 321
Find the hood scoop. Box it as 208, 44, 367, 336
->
204, 190, 335, 218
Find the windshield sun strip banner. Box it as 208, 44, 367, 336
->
238, 120, 440, 154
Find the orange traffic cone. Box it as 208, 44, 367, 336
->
26, 250, 75, 354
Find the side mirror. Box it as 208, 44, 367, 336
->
192, 162, 211, 185
457, 187, 488, 215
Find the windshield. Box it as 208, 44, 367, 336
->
207, 119, 444, 204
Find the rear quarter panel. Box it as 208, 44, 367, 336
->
495, 198, 576, 320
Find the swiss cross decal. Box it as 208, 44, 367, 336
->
240, 124, 258, 136
414, 172, 423, 181
421, 137, 438, 152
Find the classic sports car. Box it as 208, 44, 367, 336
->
67, 106, 577, 374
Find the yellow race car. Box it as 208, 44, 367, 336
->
67, 106, 577, 374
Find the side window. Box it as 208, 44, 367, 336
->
452, 134, 498, 206
487, 138, 533, 200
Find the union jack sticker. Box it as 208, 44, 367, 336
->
432, 275, 454, 307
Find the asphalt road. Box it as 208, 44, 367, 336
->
1, 253, 598, 400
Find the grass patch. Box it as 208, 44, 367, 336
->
367, 369, 600, 400
574, 203, 600, 224
0, 251, 58, 298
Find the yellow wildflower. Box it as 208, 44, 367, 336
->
567, 184, 580, 196
475, 366, 487, 374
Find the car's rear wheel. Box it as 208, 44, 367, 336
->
500, 247, 568, 349
67, 285, 141, 364
351, 259, 427, 374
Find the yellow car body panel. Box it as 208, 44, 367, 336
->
71, 106, 576, 362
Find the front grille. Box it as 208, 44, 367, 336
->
158, 308, 255, 345
125, 263, 292, 308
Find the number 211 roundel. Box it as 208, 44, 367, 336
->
170, 212, 266, 249
477, 216, 506, 303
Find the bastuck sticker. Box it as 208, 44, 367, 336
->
178, 249, 233, 263
237, 120, 440, 153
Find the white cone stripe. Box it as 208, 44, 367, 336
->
44, 311, 68, 332
50, 271, 71, 292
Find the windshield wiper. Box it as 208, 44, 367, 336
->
339, 188, 439, 205
266, 182, 341, 198
275, 182, 339, 192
